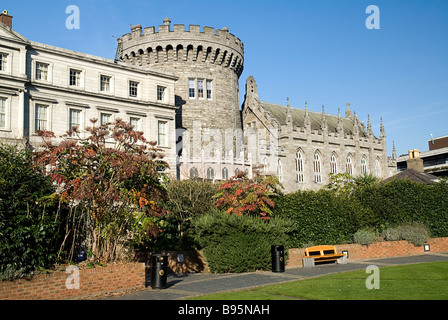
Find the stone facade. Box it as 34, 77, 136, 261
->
242, 76, 397, 192
117, 18, 250, 180
1, 13, 397, 189
117, 18, 396, 188
0, 15, 178, 175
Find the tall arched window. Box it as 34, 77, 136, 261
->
375, 158, 381, 177
296, 150, 304, 183
277, 159, 283, 182
207, 167, 215, 180
330, 153, 338, 175
313, 151, 322, 183
222, 167, 229, 180
346, 154, 353, 176
361, 156, 368, 175
262, 157, 268, 174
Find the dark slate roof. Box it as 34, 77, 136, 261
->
383, 169, 439, 184
260, 102, 369, 138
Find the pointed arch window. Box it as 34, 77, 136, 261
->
277, 159, 283, 182
296, 150, 304, 183
346, 155, 353, 176
207, 167, 215, 180
330, 153, 338, 175
361, 157, 368, 175
313, 151, 322, 183
375, 158, 381, 177
262, 157, 269, 175
222, 167, 229, 180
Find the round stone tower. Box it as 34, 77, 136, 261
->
117, 18, 244, 158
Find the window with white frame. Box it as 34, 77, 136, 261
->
188, 79, 195, 98
69, 109, 81, 132
296, 150, 304, 183
0, 98, 6, 129
158, 121, 167, 146
69, 69, 82, 87
35, 104, 48, 131
100, 75, 111, 92
157, 86, 166, 102
36, 62, 49, 81
129, 81, 139, 97
130, 117, 140, 131
313, 151, 322, 183
206, 80, 212, 100
330, 153, 338, 175
100, 112, 111, 126
197, 79, 204, 99
0, 53, 8, 72
189, 78, 213, 99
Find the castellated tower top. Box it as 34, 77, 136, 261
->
117, 18, 244, 77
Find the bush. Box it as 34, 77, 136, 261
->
0, 144, 63, 279
273, 178, 448, 247
160, 179, 219, 250
191, 209, 296, 273
272, 189, 365, 247
353, 228, 377, 246
397, 222, 430, 246
381, 227, 401, 241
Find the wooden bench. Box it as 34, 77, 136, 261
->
302, 245, 347, 268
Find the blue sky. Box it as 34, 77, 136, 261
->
5, 0, 448, 156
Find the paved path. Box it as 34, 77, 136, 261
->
103, 253, 448, 300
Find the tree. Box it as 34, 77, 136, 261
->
163, 179, 219, 249
214, 170, 283, 220
34, 118, 169, 262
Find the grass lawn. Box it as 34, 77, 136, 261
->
189, 261, 448, 300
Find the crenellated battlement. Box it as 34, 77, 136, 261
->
117, 18, 244, 76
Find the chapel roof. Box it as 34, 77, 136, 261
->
260, 101, 370, 138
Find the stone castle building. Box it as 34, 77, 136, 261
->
117, 18, 396, 191
242, 76, 397, 192
0, 12, 396, 192
117, 18, 250, 181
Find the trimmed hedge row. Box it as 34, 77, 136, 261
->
272, 179, 448, 248
191, 209, 295, 273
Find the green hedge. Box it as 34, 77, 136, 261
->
353, 179, 448, 237
273, 179, 448, 247
191, 210, 296, 273
271, 189, 368, 247
0, 145, 63, 279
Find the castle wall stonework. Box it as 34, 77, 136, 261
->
118, 19, 244, 158
118, 19, 397, 190
242, 76, 397, 193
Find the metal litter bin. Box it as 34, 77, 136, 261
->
150, 254, 168, 289
271, 245, 285, 273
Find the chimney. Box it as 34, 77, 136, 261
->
0, 10, 13, 28
407, 149, 424, 172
